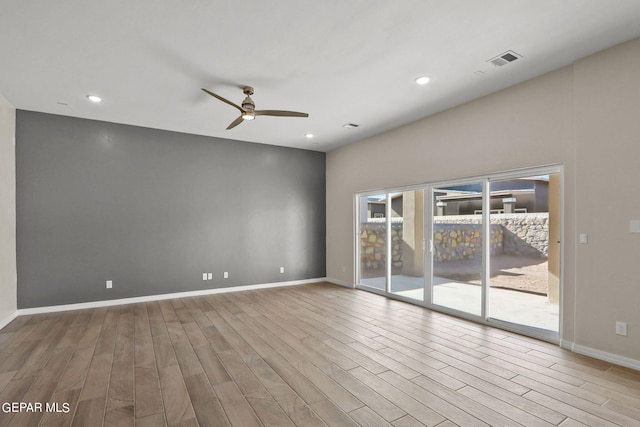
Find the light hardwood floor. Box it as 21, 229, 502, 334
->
1, 282, 640, 426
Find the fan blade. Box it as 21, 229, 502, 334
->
226, 115, 244, 130
201, 88, 244, 112
255, 110, 309, 118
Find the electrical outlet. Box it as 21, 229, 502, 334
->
579, 234, 588, 244
341, 265, 346, 273
223, 272, 229, 279
280, 266, 285, 274
616, 321, 628, 336
202, 273, 207, 281
207, 273, 212, 280
106, 280, 112, 289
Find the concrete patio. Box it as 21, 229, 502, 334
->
359, 275, 559, 332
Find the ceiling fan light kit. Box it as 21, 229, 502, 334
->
202, 86, 308, 130
86, 94, 102, 103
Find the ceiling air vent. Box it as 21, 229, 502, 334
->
487, 50, 522, 67
342, 123, 360, 129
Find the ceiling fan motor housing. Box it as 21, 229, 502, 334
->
242, 96, 255, 112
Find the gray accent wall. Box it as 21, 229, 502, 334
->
16, 111, 325, 308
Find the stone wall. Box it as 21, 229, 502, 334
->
495, 213, 548, 257
360, 213, 548, 269
360, 221, 403, 270
434, 213, 549, 259
433, 224, 503, 262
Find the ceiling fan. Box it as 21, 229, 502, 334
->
201, 86, 309, 130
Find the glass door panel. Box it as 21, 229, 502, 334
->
431, 183, 484, 316
358, 194, 387, 292
390, 190, 425, 301
488, 174, 560, 331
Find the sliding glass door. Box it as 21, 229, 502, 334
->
358, 194, 387, 292
389, 190, 424, 302
431, 182, 484, 316
355, 166, 561, 340
487, 174, 560, 332
357, 191, 424, 302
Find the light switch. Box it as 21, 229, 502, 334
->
630, 220, 640, 233
579, 234, 588, 244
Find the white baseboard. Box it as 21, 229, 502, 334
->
561, 340, 640, 372
326, 277, 355, 288
17, 277, 327, 316
0, 310, 19, 331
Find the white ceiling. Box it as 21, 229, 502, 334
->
2, 1, 640, 152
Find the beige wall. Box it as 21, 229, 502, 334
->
572, 39, 640, 359
0, 92, 17, 325
327, 37, 640, 362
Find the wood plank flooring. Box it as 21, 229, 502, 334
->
1, 282, 640, 426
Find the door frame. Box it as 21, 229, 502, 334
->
354, 164, 563, 343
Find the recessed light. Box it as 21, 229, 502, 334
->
305, 133, 314, 139
86, 95, 102, 103
415, 76, 431, 85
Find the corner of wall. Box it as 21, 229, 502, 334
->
326, 278, 355, 289
0, 93, 17, 329
0, 311, 18, 332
